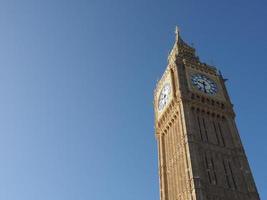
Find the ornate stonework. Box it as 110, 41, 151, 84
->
154, 27, 260, 200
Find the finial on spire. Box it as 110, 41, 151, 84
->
175, 26, 179, 41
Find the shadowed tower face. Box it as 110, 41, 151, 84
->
153, 27, 260, 200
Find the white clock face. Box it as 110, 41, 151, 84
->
158, 83, 171, 112
191, 74, 217, 95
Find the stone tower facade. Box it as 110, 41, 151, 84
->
153, 27, 260, 200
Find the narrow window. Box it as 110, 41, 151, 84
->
211, 156, 217, 185
213, 121, 220, 145
223, 160, 231, 188
213, 170, 218, 185
202, 118, 209, 142
204, 153, 212, 184
218, 122, 225, 146
228, 162, 237, 189
197, 116, 204, 141
204, 153, 209, 168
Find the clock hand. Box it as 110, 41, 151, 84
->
202, 81, 208, 93
197, 80, 204, 87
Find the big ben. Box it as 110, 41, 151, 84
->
154, 27, 260, 200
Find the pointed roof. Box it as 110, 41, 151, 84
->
168, 26, 196, 62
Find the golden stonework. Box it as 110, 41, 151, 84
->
153, 27, 260, 200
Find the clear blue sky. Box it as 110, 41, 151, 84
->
0, 0, 266, 199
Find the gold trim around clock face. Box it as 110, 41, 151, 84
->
186, 68, 226, 101
191, 73, 218, 95
158, 82, 172, 112
156, 70, 174, 119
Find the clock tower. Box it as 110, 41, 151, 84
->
154, 27, 260, 200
